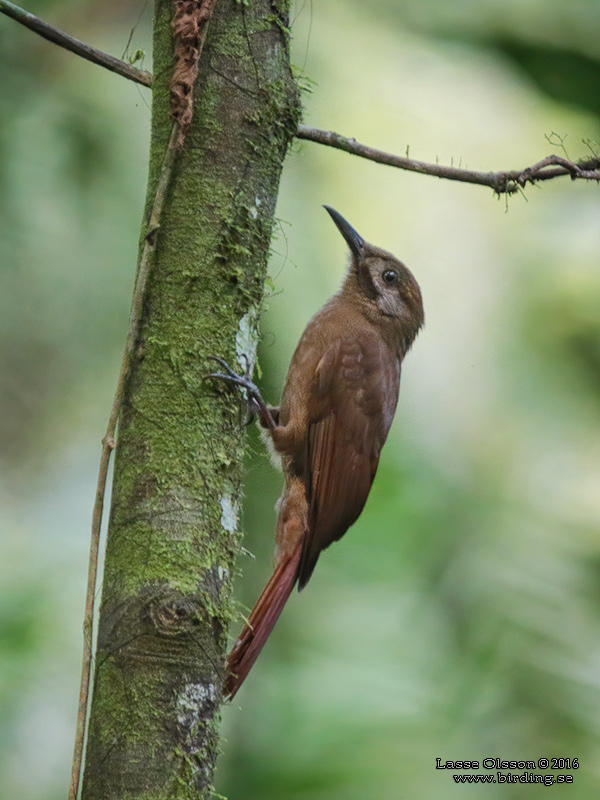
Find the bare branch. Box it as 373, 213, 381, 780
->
0, 0, 152, 87
3, 1, 598, 194
296, 126, 600, 194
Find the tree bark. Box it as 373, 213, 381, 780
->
81, 1, 299, 798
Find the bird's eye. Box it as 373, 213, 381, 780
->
382, 269, 398, 284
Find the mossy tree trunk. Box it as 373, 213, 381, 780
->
81, 1, 299, 798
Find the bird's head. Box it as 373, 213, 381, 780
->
324, 205, 424, 349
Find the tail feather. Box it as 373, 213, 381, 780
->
224, 542, 302, 699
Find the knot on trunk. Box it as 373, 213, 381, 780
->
146, 591, 204, 637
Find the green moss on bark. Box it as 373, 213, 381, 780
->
81, 1, 300, 798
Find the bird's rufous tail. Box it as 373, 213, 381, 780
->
224, 541, 302, 699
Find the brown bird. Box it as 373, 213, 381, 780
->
209, 207, 424, 699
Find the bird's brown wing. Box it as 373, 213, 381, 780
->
297, 334, 399, 589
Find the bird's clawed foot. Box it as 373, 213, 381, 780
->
205, 356, 277, 431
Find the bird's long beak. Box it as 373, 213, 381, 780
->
323, 206, 365, 257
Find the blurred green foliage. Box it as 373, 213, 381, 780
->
0, 1, 599, 799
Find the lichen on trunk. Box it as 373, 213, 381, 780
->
81, 1, 300, 797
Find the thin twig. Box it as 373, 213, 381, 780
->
0, 0, 152, 86
68, 121, 180, 800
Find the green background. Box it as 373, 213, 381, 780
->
0, 1, 599, 798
